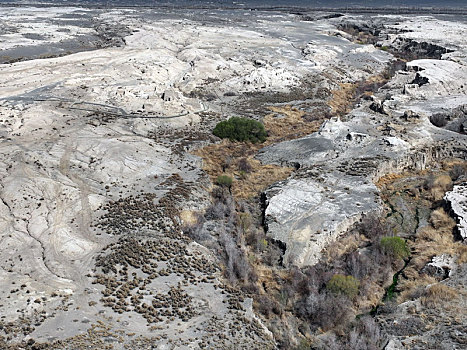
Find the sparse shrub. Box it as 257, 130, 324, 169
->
241, 281, 259, 294
237, 212, 252, 234
326, 274, 360, 298
290, 267, 311, 296
211, 186, 226, 200
423, 173, 436, 190
205, 93, 217, 101
457, 245, 467, 264
216, 175, 233, 188
237, 157, 252, 172
221, 155, 233, 172
257, 294, 281, 318
345, 250, 372, 280
219, 230, 250, 283
245, 229, 259, 247
449, 164, 467, 181
359, 214, 388, 240
262, 243, 282, 266
213, 117, 267, 143
183, 215, 210, 243
297, 291, 353, 330
204, 201, 229, 220
380, 236, 410, 260
294, 338, 312, 350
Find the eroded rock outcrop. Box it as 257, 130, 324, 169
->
258, 27, 467, 267
444, 183, 467, 240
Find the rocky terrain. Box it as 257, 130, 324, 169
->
0, 6, 466, 350
445, 184, 467, 240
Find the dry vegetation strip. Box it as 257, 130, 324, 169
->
193, 139, 293, 199
328, 82, 358, 116
262, 106, 324, 143
375, 161, 467, 306
194, 62, 396, 199
193, 105, 329, 199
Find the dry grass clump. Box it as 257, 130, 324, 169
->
179, 210, 199, 226
420, 284, 458, 308
442, 159, 467, 182
397, 274, 437, 303
425, 174, 452, 201
432, 173, 452, 188
327, 71, 392, 118
263, 106, 324, 143
411, 227, 453, 269
375, 173, 406, 189
430, 207, 454, 229
328, 83, 357, 116
455, 244, 467, 264
321, 234, 365, 263
232, 160, 292, 199
193, 140, 293, 199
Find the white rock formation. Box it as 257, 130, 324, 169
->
426, 254, 456, 277
444, 183, 467, 240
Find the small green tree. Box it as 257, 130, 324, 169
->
380, 236, 410, 260
216, 175, 233, 188
213, 117, 267, 143
326, 274, 360, 298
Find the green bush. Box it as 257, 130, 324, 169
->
326, 274, 360, 298
213, 117, 267, 143
380, 236, 410, 260
216, 175, 233, 188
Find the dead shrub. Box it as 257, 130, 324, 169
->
449, 164, 467, 181
262, 243, 282, 266
256, 294, 282, 318
296, 291, 353, 331
359, 214, 389, 240
204, 200, 231, 220
219, 230, 252, 284
288, 267, 311, 296
345, 316, 386, 350
237, 157, 252, 173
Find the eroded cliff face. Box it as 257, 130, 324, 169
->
258, 17, 467, 267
